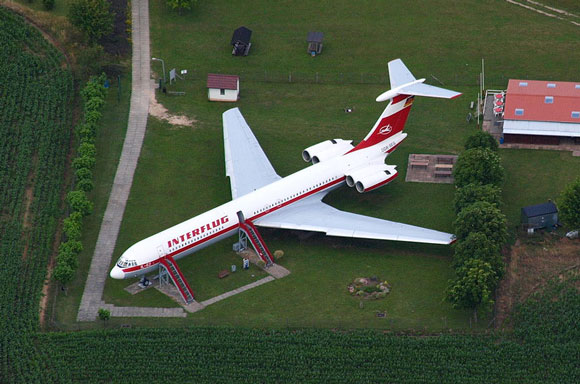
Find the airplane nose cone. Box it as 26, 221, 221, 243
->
110, 266, 124, 279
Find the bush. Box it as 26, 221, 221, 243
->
78, 142, 96, 158
446, 258, 498, 319
53, 263, 74, 285
68, 0, 115, 43
453, 183, 502, 214
77, 123, 97, 142
454, 201, 507, 245
73, 154, 96, 170
76, 178, 94, 192
75, 167, 93, 181
57, 248, 79, 270
273, 250, 284, 260
464, 130, 498, 152
453, 232, 503, 278
59, 240, 83, 255
453, 148, 504, 188
63, 214, 82, 240
84, 109, 102, 125
67, 190, 94, 216
558, 177, 580, 230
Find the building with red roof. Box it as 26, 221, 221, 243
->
503, 79, 580, 145
207, 74, 239, 102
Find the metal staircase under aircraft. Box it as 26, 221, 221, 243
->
159, 255, 195, 304
237, 211, 274, 266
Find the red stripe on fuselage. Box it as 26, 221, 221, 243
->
121, 176, 346, 273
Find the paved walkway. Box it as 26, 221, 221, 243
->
199, 276, 275, 307
77, 0, 157, 321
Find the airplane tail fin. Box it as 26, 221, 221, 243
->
350, 59, 461, 152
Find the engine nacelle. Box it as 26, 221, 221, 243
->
346, 165, 398, 193
302, 139, 353, 164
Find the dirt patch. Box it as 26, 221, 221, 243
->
149, 88, 196, 127
495, 235, 580, 328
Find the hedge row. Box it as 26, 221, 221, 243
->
446, 131, 507, 319
53, 74, 107, 286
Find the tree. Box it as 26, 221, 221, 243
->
73, 154, 96, 170
78, 142, 96, 158
453, 148, 504, 188
56, 247, 79, 270
453, 183, 502, 214
464, 130, 498, 152
98, 308, 111, 327
558, 177, 580, 230
59, 240, 83, 255
53, 263, 74, 287
454, 201, 507, 246
166, 0, 195, 14
446, 258, 498, 322
77, 178, 94, 192
67, 190, 94, 216
68, 0, 115, 43
453, 233, 504, 278
63, 214, 82, 241
75, 167, 93, 182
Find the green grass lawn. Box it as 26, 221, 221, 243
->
57, 0, 580, 330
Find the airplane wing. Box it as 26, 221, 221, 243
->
255, 195, 454, 245
223, 108, 281, 199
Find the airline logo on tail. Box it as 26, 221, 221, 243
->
379, 124, 393, 135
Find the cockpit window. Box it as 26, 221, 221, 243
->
116, 258, 137, 268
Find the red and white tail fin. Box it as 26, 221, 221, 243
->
351, 59, 461, 152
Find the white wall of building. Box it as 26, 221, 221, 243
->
208, 87, 239, 102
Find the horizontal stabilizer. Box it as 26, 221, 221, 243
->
376, 59, 462, 102
397, 82, 462, 99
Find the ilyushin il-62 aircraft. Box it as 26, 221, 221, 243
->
110, 59, 461, 294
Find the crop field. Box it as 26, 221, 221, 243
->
0, 6, 73, 380
36, 274, 580, 383
86, 0, 580, 330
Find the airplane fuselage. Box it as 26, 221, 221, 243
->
110, 133, 405, 279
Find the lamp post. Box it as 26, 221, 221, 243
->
151, 57, 166, 84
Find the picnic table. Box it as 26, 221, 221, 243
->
410, 160, 429, 168
434, 169, 453, 177
436, 156, 455, 164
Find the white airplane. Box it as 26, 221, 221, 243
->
110, 59, 461, 302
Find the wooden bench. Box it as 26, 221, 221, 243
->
411, 154, 430, 161
435, 164, 453, 171
218, 270, 230, 279
436, 156, 455, 164
434, 170, 453, 177
410, 160, 429, 168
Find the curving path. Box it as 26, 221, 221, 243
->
77, 0, 186, 321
